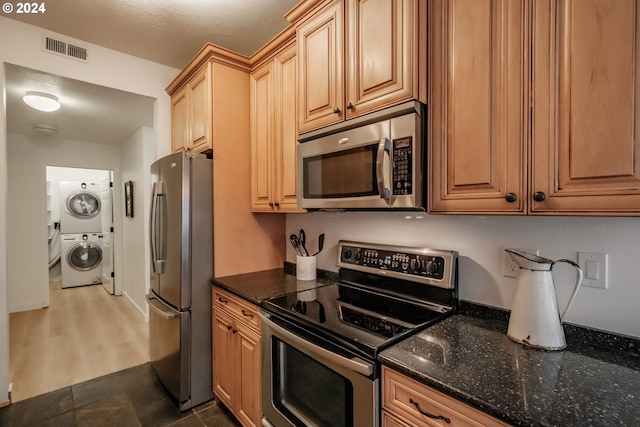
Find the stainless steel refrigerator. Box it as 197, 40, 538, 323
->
146, 151, 213, 411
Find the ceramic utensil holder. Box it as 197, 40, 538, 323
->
296, 255, 316, 281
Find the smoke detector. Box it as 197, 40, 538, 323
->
33, 124, 59, 136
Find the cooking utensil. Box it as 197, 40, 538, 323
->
290, 234, 303, 256
299, 229, 309, 256
313, 233, 325, 256
506, 249, 583, 350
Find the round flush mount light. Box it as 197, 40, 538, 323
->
23, 91, 61, 112
33, 124, 59, 136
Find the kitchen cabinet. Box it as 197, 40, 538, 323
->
295, 0, 426, 133
170, 64, 211, 154
250, 42, 304, 212
212, 287, 262, 427
428, 0, 640, 216
167, 43, 286, 278
382, 366, 511, 427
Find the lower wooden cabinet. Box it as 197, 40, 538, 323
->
382, 366, 511, 427
212, 287, 262, 427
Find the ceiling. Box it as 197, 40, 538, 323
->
4, 0, 299, 144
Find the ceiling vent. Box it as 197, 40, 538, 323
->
42, 35, 90, 63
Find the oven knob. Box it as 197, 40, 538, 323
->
343, 250, 352, 260
425, 260, 439, 274
410, 259, 422, 272
354, 251, 363, 262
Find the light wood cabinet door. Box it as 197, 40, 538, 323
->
428, 0, 528, 214
188, 65, 211, 152
251, 43, 304, 212
531, 0, 640, 215
170, 64, 212, 154
171, 87, 189, 153
297, 0, 344, 133
273, 44, 304, 212
250, 60, 276, 211
345, 0, 420, 118
212, 287, 262, 427
235, 323, 262, 427
212, 309, 235, 409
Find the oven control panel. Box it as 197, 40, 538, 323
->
337, 241, 458, 289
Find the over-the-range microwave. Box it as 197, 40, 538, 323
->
297, 102, 426, 210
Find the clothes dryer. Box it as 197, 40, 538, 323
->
60, 233, 103, 288
59, 181, 102, 233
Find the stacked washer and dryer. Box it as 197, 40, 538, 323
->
59, 181, 104, 288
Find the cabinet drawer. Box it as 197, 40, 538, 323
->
382, 410, 412, 427
382, 367, 511, 427
212, 287, 260, 332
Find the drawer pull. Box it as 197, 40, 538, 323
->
217, 297, 228, 304
241, 310, 254, 318
410, 398, 451, 424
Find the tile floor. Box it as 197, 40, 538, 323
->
0, 363, 241, 427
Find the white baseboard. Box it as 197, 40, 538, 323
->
122, 291, 149, 323
8, 302, 44, 314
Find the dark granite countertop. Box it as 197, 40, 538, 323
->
211, 265, 337, 306
379, 303, 640, 427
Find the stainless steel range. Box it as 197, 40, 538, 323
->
260, 240, 459, 427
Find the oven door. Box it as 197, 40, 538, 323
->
260, 311, 378, 427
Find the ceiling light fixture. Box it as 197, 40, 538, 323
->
23, 91, 61, 112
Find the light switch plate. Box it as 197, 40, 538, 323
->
503, 248, 539, 278
578, 252, 608, 289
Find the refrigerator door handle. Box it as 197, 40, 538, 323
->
150, 181, 166, 274
147, 294, 179, 320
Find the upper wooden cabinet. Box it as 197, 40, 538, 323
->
170, 63, 211, 154
531, 0, 640, 215
429, 0, 640, 216
251, 42, 305, 212
296, 0, 426, 133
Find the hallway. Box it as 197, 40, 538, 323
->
9, 281, 148, 402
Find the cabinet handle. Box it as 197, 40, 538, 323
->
268, 202, 274, 207
226, 325, 232, 331
232, 329, 237, 334
274, 202, 280, 207
347, 102, 353, 110
533, 191, 547, 202
409, 398, 451, 424
217, 297, 228, 304
241, 310, 254, 318
505, 193, 517, 203
333, 107, 341, 114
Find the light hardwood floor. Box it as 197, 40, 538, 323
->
9, 281, 149, 402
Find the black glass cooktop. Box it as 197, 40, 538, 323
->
262, 281, 450, 358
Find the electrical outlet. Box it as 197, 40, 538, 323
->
502, 248, 539, 278
578, 252, 608, 289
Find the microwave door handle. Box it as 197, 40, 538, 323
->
376, 138, 392, 203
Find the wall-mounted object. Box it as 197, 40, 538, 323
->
125, 180, 134, 217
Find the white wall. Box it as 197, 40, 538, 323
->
0, 16, 179, 404
121, 127, 154, 316
7, 133, 121, 312
287, 212, 640, 339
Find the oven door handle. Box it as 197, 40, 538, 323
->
259, 312, 374, 377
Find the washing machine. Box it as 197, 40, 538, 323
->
59, 181, 102, 233
61, 233, 104, 288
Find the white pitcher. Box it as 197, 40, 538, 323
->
505, 249, 583, 350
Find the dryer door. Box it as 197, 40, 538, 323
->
67, 241, 103, 271
66, 190, 101, 219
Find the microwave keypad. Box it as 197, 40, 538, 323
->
393, 137, 413, 195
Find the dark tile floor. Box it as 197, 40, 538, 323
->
0, 363, 242, 427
